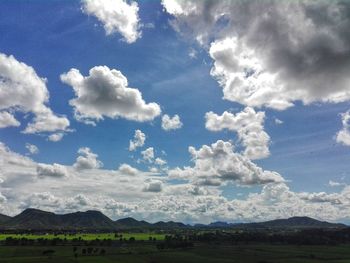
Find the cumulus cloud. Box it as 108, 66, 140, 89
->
73, 147, 103, 170
154, 157, 167, 166
2, 140, 350, 223
205, 107, 270, 160
0, 142, 34, 168
0, 192, 7, 203
0, 53, 70, 134
299, 191, 342, 205
336, 110, 350, 146
275, 118, 283, 125
0, 111, 20, 128
118, 163, 139, 176
162, 1, 350, 110
25, 143, 39, 155
82, 0, 141, 43
143, 179, 163, 192
60, 66, 161, 125
161, 114, 183, 131
37, 163, 68, 178
329, 180, 347, 187
48, 133, 64, 142
141, 147, 154, 163
168, 140, 284, 186
129, 129, 146, 151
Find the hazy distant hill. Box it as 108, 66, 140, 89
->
152, 221, 187, 229
0, 209, 346, 230
243, 216, 346, 229
205, 216, 347, 229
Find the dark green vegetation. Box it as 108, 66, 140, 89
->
1, 209, 349, 262
0, 244, 350, 263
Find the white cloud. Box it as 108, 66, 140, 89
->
81, 0, 141, 43
118, 163, 139, 176
143, 179, 163, 192
0, 53, 70, 134
141, 147, 154, 163
336, 110, 350, 146
0, 111, 20, 128
205, 107, 270, 160
161, 114, 183, 131
2, 140, 350, 223
188, 48, 197, 59
0, 192, 7, 204
155, 157, 167, 166
129, 129, 145, 151
48, 133, 64, 142
163, 1, 350, 110
275, 118, 283, 125
149, 167, 158, 173
73, 147, 103, 170
0, 142, 34, 168
37, 163, 68, 178
60, 66, 161, 125
329, 180, 346, 187
168, 140, 284, 186
25, 143, 39, 155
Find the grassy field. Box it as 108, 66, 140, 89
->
0, 244, 350, 263
0, 233, 166, 241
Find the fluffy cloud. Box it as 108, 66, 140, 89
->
336, 110, 350, 146
168, 140, 283, 186
0, 111, 20, 128
0, 53, 70, 134
37, 163, 68, 178
329, 180, 346, 187
299, 191, 342, 205
118, 163, 139, 176
205, 107, 270, 160
129, 129, 146, 151
81, 0, 141, 43
141, 147, 154, 163
48, 133, 64, 142
161, 114, 183, 131
143, 179, 163, 192
60, 66, 161, 125
2, 140, 350, 223
0, 142, 34, 168
73, 147, 103, 170
154, 157, 167, 166
163, 1, 350, 110
0, 192, 7, 204
275, 118, 283, 125
25, 143, 39, 155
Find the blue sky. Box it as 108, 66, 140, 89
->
1, 0, 350, 223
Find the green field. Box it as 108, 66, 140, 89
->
0, 244, 350, 263
0, 233, 166, 241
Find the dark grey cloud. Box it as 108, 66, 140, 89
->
163, 0, 350, 110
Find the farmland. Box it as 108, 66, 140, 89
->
0, 244, 350, 263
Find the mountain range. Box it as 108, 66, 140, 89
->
0, 208, 346, 230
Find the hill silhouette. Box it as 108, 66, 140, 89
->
0, 208, 346, 230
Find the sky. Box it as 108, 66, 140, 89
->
1, 0, 350, 224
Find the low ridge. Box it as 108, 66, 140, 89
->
0, 209, 346, 230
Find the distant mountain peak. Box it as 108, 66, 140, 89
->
0, 209, 346, 230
